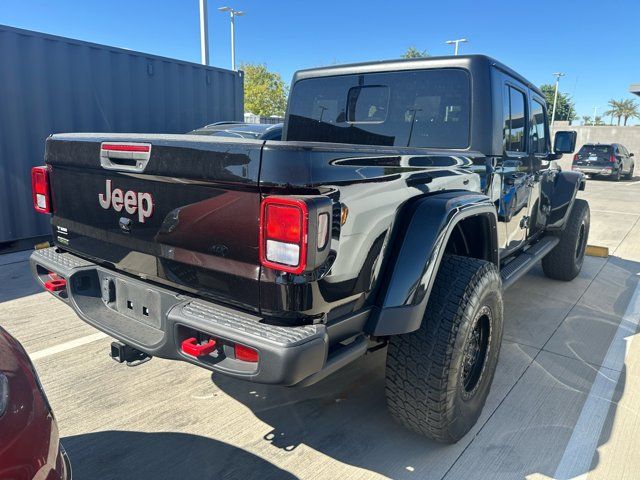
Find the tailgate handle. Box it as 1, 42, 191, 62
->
100, 143, 151, 172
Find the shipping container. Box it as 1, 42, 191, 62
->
0, 24, 243, 245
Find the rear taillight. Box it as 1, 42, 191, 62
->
610, 154, 617, 163
31, 166, 51, 214
259, 196, 332, 275
573, 154, 579, 162
260, 197, 308, 274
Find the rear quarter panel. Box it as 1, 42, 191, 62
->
258, 141, 486, 322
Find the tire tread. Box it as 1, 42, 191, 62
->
385, 254, 501, 442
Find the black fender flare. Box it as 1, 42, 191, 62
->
546, 171, 586, 230
365, 191, 498, 337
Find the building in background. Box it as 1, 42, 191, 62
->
0, 24, 243, 248
244, 112, 285, 124
631, 84, 640, 96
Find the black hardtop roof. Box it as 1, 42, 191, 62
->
292, 54, 543, 97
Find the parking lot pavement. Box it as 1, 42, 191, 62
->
1, 176, 639, 480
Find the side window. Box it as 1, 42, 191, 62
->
530, 99, 548, 155
502, 85, 527, 153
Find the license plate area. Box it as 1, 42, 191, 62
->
74, 268, 181, 330
112, 277, 162, 328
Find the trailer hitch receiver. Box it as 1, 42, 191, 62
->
110, 341, 151, 367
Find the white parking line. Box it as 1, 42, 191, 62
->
553, 277, 640, 480
30, 332, 109, 360
591, 209, 639, 216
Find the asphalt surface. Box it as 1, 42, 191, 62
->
2, 175, 640, 480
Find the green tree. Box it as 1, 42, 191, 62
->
401, 47, 429, 58
540, 84, 576, 123
594, 116, 605, 126
581, 115, 592, 126
604, 99, 625, 126
241, 63, 288, 117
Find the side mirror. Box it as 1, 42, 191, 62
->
553, 131, 577, 155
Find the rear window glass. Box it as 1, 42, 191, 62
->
286, 69, 470, 149
347, 86, 389, 123
579, 145, 612, 154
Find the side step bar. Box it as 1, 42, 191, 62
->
296, 335, 369, 387
501, 236, 559, 290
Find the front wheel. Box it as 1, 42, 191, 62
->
385, 255, 503, 443
542, 199, 590, 281
626, 163, 635, 180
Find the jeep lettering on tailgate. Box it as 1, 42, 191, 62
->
98, 179, 154, 223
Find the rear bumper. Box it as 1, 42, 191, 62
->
572, 165, 616, 176
30, 247, 365, 386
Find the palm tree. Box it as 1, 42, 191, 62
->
621, 99, 639, 126
581, 115, 592, 126
604, 99, 625, 126
594, 116, 605, 126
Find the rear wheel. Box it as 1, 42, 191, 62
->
613, 167, 622, 181
542, 199, 590, 281
385, 255, 503, 443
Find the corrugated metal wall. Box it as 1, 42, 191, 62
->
0, 24, 243, 243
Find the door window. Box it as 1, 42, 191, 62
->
530, 99, 548, 155
503, 86, 527, 153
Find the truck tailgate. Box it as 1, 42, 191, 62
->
45, 133, 263, 312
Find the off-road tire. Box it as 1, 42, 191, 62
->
542, 199, 590, 281
385, 255, 503, 443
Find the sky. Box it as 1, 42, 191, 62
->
2, 0, 639, 124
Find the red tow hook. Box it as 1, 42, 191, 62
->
44, 278, 67, 292
181, 337, 217, 357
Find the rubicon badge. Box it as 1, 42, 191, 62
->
98, 179, 154, 223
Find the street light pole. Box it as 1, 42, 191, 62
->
445, 38, 468, 55
219, 6, 245, 71
593, 106, 598, 126
551, 72, 564, 127
199, 0, 209, 66
551, 72, 565, 127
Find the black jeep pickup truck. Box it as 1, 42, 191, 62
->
30, 55, 587, 442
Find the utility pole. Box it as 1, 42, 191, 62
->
199, 0, 209, 66
219, 6, 245, 71
551, 72, 565, 127
445, 38, 468, 56
593, 106, 598, 126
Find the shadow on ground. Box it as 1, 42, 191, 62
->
211, 256, 640, 479
0, 260, 41, 303
213, 350, 455, 480
63, 430, 298, 480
